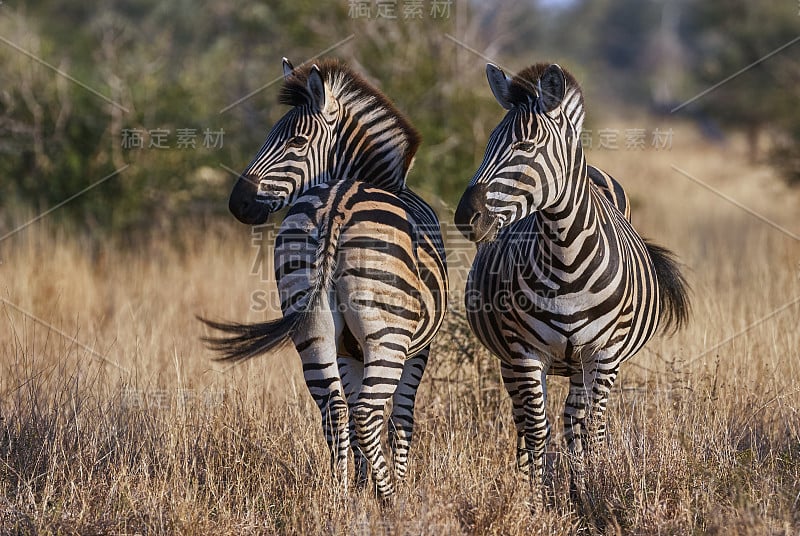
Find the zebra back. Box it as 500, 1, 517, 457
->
587, 165, 631, 221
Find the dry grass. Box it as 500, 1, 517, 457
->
1, 121, 799, 534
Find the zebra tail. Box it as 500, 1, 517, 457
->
197, 309, 308, 363
645, 240, 691, 335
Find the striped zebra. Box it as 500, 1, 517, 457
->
201, 59, 448, 499
454, 62, 689, 506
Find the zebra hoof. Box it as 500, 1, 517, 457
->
353, 475, 368, 491
525, 494, 545, 515
569, 477, 597, 519
377, 488, 396, 507
523, 482, 549, 514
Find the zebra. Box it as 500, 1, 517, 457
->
454, 62, 689, 507
200, 58, 447, 500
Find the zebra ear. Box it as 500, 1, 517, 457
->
282, 57, 294, 80
538, 64, 566, 113
306, 64, 329, 112
486, 63, 513, 110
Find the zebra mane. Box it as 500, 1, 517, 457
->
279, 58, 421, 175
507, 63, 586, 133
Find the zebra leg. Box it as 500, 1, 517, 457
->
588, 367, 619, 450
564, 366, 592, 504
296, 314, 350, 491
351, 344, 406, 500
503, 355, 550, 510
565, 359, 621, 455
338, 354, 368, 489
334, 213, 422, 500
500, 361, 531, 476
564, 368, 593, 460
564, 355, 619, 503
389, 347, 429, 483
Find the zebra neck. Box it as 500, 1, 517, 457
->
332, 146, 408, 191
535, 165, 600, 260
331, 107, 414, 192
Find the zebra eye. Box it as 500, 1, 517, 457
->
511, 141, 536, 153
285, 135, 308, 149
511, 140, 536, 152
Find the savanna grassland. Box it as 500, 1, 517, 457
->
1, 123, 799, 535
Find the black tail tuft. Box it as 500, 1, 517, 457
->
197, 310, 306, 362
645, 241, 691, 335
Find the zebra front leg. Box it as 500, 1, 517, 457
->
501, 361, 532, 476
388, 348, 429, 483
338, 354, 368, 489
504, 356, 550, 511
352, 344, 406, 500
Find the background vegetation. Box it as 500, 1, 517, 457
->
1, 0, 799, 235
1, 0, 799, 534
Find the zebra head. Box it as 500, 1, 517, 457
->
228, 58, 339, 224
229, 58, 419, 225
455, 63, 585, 242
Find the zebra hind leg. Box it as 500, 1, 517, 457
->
351, 345, 406, 501
320, 387, 350, 491
388, 348, 429, 483
304, 362, 349, 492
564, 368, 591, 508
338, 354, 368, 490
564, 358, 620, 510
295, 310, 350, 492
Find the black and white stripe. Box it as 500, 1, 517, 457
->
203, 59, 447, 499
455, 62, 689, 507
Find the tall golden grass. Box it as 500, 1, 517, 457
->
1, 120, 799, 534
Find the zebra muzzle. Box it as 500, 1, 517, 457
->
229, 174, 272, 225
455, 183, 500, 243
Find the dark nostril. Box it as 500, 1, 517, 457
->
469, 212, 481, 226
